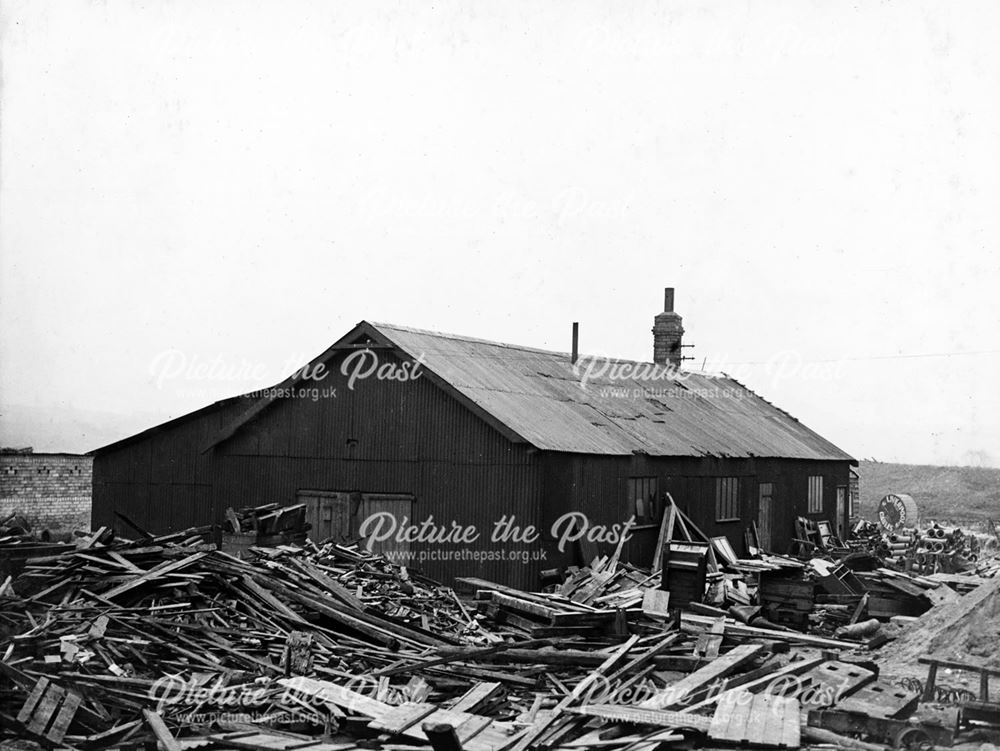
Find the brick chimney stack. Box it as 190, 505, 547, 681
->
652, 288, 684, 368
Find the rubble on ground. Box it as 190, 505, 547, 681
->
0, 501, 998, 750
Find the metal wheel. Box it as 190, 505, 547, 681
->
893, 726, 933, 751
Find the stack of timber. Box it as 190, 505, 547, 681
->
222, 503, 311, 553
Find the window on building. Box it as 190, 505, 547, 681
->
808, 475, 824, 513
628, 477, 658, 522
715, 477, 740, 521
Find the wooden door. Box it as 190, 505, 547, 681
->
758, 482, 773, 551
835, 486, 847, 537
297, 491, 353, 543
359, 493, 414, 557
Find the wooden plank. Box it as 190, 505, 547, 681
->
918, 656, 1000, 678
760, 694, 800, 748
781, 695, 802, 749
569, 704, 713, 731
452, 713, 493, 743
549, 609, 618, 626
709, 690, 752, 743
849, 593, 869, 624
680, 656, 825, 714
16, 677, 50, 725
508, 635, 640, 751
693, 616, 725, 659
281, 588, 446, 648
208, 731, 353, 750
286, 557, 366, 612
243, 575, 310, 623
450, 682, 503, 713
710, 692, 800, 747
463, 722, 512, 751
368, 702, 438, 734
277, 676, 393, 721
651, 499, 677, 571
489, 592, 559, 621
25, 683, 64, 735
605, 517, 634, 571
605, 633, 682, 684
142, 708, 181, 751
640, 643, 764, 710
46, 690, 82, 742
802, 726, 888, 751
101, 552, 207, 599
681, 613, 856, 649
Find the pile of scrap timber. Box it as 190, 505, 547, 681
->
638, 499, 998, 639
0, 513, 78, 579
0, 526, 902, 750
3, 499, 1000, 751
222, 503, 310, 551
0, 527, 495, 748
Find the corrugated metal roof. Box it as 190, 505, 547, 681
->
370, 322, 854, 461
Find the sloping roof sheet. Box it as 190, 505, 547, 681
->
95, 320, 855, 462
370, 322, 853, 461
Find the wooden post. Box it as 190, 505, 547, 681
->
922, 663, 938, 703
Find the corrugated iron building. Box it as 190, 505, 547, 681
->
92, 291, 854, 587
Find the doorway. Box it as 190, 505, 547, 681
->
835, 486, 847, 537
297, 490, 354, 543
758, 482, 773, 551
296, 490, 414, 555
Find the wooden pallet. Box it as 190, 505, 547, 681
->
16, 677, 83, 743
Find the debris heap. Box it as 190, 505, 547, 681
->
1, 501, 999, 750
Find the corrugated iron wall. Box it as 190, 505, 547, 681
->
542, 454, 853, 564
93, 351, 547, 588
92, 399, 247, 533
93, 346, 852, 587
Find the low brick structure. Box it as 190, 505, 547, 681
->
0, 451, 92, 535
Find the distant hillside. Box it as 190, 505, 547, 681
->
858, 460, 1000, 526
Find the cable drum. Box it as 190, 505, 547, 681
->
877, 493, 919, 533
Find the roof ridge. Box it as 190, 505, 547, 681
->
368, 320, 713, 372
368, 321, 574, 356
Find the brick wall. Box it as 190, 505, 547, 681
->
0, 454, 92, 534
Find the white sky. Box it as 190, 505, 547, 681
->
1, 1, 998, 465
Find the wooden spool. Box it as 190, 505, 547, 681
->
877, 494, 919, 533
